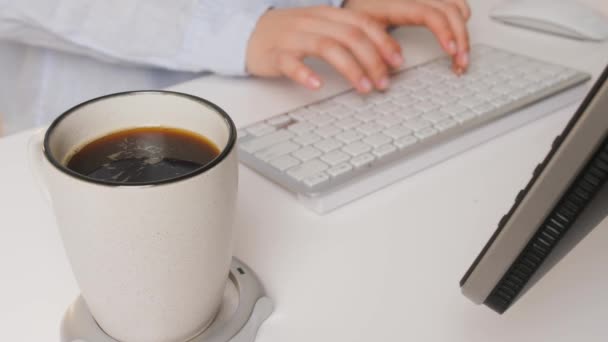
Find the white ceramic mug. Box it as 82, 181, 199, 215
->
28, 91, 238, 342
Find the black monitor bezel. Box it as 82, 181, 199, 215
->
460, 63, 608, 309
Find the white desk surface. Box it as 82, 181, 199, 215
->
2, 1, 608, 341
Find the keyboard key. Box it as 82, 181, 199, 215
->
453, 111, 477, 123
492, 84, 517, 95
395, 107, 423, 120
289, 108, 315, 121
441, 104, 468, 116
465, 79, 488, 91
350, 153, 375, 168
529, 82, 547, 92
321, 150, 350, 166
376, 115, 403, 127
334, 93, 374, 109
336, 131, 364, 144
392, 95, 418, 107
247, 123, 276, 137
335, 117, 362, 130
383, 126, 412, 139
308, 115, 335, 127
343, 141, 372, 156
327, 163, 353, 178
428, 84, 451, 95
412, 88, 434, 100
509, 89, 529, 100
357, 123, 385, 136
354, 111, 380, 123
435, 119, 458, 131
303, 173, 330, 188
299, 112, 321, 122
482, 71, 502, 82
293, 146, 322, 162
459, 96, 485, 108
508, 79, 533, 89
327, 106, 354, 119
414, 100, 440, 112
288, 122, 315, 134
418, 74, 442, 85
449, 87, 474, 98
517, 63, 541, 74
395, 135, 418, 149
433, 94, 458, 105
293, 133, 322, 146
240, 130, 295, 153
415, 127, 438, 140
367, 92, 391, 104
270, 155, 300, 171
255, 142, 300, 162
315, 125, 342, 138
476, 90, 502, 101
401, 79, 426, 90
363, 133, 392, 148
540, 75, 560, 87
267, 115, 292, 126
422, 110, 451, 123
491, 96, 511, 107
373, 144, 397, 158
375, 102, 401, 114
386, 86, 409, 97
314, 138, 343, 153
472, 103, 495, 116
403, 119, 432, 131
287, 159, 329, 181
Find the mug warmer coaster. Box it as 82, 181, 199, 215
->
61, 258, 273, 342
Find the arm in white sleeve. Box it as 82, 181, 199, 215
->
0, 0, 272, 75
0, 0, 345, 75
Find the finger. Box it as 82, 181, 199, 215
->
312, 7, 404, 69
301, 17, 390, 89
446, 0, 471, 20
277, 53, 323, 90
383, 1, 457, 57
425, 0, 469, 70
282, 33, 373, 93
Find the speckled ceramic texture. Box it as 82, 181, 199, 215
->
32, 92, 238, 342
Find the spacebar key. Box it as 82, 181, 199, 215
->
239, 130, 295, 153
287, 159, 329, 181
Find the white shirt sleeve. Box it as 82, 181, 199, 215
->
0, 0, 345, 75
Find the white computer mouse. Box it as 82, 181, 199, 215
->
490, 0, 608, 41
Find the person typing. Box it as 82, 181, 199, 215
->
0, 0, 470, 135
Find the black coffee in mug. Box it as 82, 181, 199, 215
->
66, 127, 220, 183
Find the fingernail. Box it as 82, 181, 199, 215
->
360, 78, 373, 92
391, 53, 403, 67
377, 77, 390, 90
307, 76, 322, 89
447, 40, 457, 55
459, 52, 469, 67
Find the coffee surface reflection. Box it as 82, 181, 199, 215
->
66, 127, 220, 183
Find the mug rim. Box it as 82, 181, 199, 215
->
43, 90, 237, 187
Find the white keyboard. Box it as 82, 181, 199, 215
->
238, 45, 590, 213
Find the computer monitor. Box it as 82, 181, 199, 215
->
460, 63, 608, 314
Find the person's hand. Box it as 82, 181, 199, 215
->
246, 1, 471, 93
246, 6, 404, 93
344, 0, 471, 74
